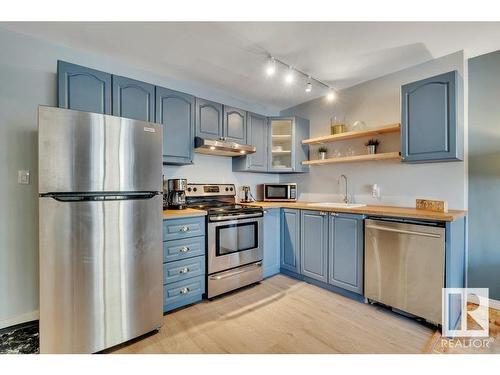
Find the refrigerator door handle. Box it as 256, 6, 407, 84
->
41, 192, 159, 202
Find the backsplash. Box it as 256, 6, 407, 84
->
163, 153, 279, 200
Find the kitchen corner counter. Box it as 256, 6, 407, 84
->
163, 208, 207, 220
240, 201, 467, 222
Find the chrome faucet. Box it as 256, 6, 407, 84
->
338, 174, 349, 204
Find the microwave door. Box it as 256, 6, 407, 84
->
266, 185, 288, 200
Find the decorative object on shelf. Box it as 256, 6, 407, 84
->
365, 139, 380, 154
350, 120, 366, 132
330, 116, 346, 135
416, 199, 448, 213
318, 146, 328, 160
272, 145, 284, 152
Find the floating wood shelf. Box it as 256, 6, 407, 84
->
302, 152, 401, 166
302, 123, 400, 145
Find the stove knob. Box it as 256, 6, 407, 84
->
193, 187, 197, 192
229, 187, 234, 191
187, 187, 192, 192
225, 187, 229, 192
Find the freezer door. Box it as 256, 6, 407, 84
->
38, 106, 162, 193
39, 195, 163, 353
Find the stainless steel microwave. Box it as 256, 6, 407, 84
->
256, 183, 297, 202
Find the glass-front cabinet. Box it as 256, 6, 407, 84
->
268, 117, 309, 173
270, 118, 293, 170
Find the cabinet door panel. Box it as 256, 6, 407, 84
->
247, 113, 268, 171
401, 71, 460, 162
196, 98, 222, 139
156, 87, 194, 165
300, 210, 328, 282
263, 208, 281, 278
223, 106, 246, 143
112, 76, 155, 121
57, 61, 111, 114
280, 209, 300, 273
328, 213, 364, 294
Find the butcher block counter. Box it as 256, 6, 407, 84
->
240, 201, 466, 222
163, 208, 207, 220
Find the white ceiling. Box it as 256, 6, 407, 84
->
3, 22, 500, 110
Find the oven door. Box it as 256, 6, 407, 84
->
208, 215, 263, 275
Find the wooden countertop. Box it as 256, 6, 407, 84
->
240, 201, 466, 222
163, 208, 207, 220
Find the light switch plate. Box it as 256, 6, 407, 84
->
18, 170, 30, 184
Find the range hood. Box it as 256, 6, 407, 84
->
194, 137, 256, 157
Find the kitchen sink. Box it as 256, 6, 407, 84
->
306, 202, 367, 209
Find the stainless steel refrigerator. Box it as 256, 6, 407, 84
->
38, 106, 163, 353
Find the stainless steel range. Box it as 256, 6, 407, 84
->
185, 183, 263, 298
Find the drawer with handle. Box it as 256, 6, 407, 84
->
163, 236, 205, 263
163, 255, 205, 285
163, 275, 205, 312
163, 216, 205, 241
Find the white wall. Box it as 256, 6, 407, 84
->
0, 27, 278, 329
164, 154, 278, 200
280, 51, 468, 209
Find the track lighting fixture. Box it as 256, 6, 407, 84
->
264, 55, 336, 101
265, 57, 276, 76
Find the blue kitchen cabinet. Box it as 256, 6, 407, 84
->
280, 208, 300, 273
300, 210, 328, 282
263, 208, 281, 278
195, 98, 223, 139
57, 60, 112, 114
401, 70, 463, 163
112, 75, 155, 122
156, 86, 195, 165
268, 117, 309, 173
162, 216, 206, 313
223, 106, 247, 144
232, 112, 268, 172
328, 212, 364, 294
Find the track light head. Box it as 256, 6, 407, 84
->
265, 57, 276, 76
305, 82, 312, 93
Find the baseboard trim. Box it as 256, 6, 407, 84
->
0, 310, 39, 330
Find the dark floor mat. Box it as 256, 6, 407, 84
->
0, 321, 39, 354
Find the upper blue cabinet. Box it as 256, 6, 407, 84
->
401, 71, 463, 163
112, 75, 155, 122
268, 116, 309, 173
57, 61, 112, 114
156, 87, 195, 165
195, 98, 223, 139
232, 112, 268, 172
223, 106, 247, 144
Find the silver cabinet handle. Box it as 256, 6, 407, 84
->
365, 224, 441, 238
179, 225, 190, 232
320, 211, 327, 216
179, 287, 190, 294
330, 212, 338, 217
179, 267, 189, 274
179, 246, 190, 253
263, 210, 268, 214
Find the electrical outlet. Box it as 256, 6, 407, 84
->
371, 184, 380, 199
18, 170, 30, 185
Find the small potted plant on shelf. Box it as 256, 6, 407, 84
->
318, 146, 328, 160
365, 139, 380, 155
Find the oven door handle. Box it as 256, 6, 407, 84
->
209, 212, 263, 222
209, 262, 262, 280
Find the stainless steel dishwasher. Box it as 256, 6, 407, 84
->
364, 218, 445, 325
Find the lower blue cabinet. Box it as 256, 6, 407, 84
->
300, 210, 328, 282
263, 208, 281, 278
328, 212, 364, 294
280, 208, 300, 273
163, 276, 205, 313
163, 217, 206, 313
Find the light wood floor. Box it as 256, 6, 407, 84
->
110, 274, 500, 354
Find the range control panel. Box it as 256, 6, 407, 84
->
185, 183, 236, 197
